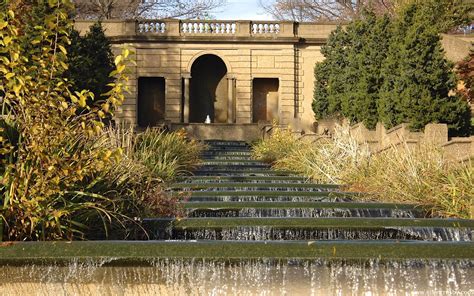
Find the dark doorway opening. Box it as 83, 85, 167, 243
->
190, 55, 228, 123
138, 77, 166, 127
252, 78, 279, 123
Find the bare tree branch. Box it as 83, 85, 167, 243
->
259, 0, 397, 22
73, 0, 227, 20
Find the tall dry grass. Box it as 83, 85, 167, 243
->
253, 124, 473, 219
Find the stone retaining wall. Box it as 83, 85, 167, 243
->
311, 120, 474, 162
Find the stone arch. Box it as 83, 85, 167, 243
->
189, 54, 229, 123
186, 50, 233, 75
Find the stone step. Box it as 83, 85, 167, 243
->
143, 217, 474, 241
186, 208, 424, 218
181, 201, 422, 210
206, 146, 251, 152
183, 201, 426, 218
148, 217, 474, 229
171, 182, 340, 191
200, 160, 269, 166
204, 140, 250, 147
185, 196, 347, 202
181, 190, 355, 198
2, 241, 473, 261
202, 155, 253, 161
192, 169, 294, 176
202, 151, 252, 156
177, 175, 309, 183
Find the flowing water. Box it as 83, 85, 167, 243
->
1, 140, 473, 295
1, 259, 473, 295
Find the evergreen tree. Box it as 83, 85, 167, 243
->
378, 3, 471, 135
313, 11, 391, 129
313, 26, 349, 120
66, 23, 115, 102
340, 12, 392, 129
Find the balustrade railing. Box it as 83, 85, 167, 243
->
251, 22, 280, 35
181, 21, 237, 34
135, 20, 286, 37
137, 21, 167, 33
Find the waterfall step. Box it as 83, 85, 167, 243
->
201, 155, 253, 160
1, 241, 472, 261
184, 196, 349, 202
177, 175, 309, 183
192, 170, 296, 176
204, 140, 251, 146
171, 182, 340, 190
181, 201, 422, 210
153, 139, 473, 254
146, 217, 474, 229
178, 190, 355, 197
202, 151, 252, 156
200, 161, 270, 167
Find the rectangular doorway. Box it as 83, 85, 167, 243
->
252, 78, 279, 123
138, 77, 165, 127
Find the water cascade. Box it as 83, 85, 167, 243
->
1, 140, 473, 295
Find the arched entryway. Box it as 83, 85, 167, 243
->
189, 54, 228, 123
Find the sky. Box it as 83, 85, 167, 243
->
213, 0, 274, 20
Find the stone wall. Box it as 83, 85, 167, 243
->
73, 20, 340, 132
312, 120, 474, 162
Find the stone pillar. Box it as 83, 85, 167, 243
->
227, 75, 235, 123
183, 73, 191, 123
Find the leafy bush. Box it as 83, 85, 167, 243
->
0, 1, 204, 241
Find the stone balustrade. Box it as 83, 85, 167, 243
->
181, 21, 237, 34
74, 19, 341, 40
251, 22, 280, 35
137, 21, 166, 33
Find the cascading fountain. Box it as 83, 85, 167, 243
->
0, 140, 473, 295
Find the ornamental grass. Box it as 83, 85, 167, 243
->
253, 124, 473, 219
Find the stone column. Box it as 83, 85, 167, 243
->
227, 75, 235, 123
183, 73, 191, 123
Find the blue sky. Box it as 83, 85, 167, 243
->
214, 0, 274, 20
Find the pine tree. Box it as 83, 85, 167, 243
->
340, 12, 392, 129
66, 22, 115, 102
378, 3, 471, 135
313, 26, 349, 120
313, 12, 391, 129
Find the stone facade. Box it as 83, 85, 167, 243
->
74, 20, 472, 137
74, 19, 338, 133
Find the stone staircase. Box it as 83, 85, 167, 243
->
142, 140, 474, 259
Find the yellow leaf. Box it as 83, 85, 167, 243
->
58, 45, 67, 55
0, 21, 7, 30
114, 55, 122, 66
3, 36, 12, 46
116, 64, 125, 73
61, 101, 68, 109
12, 84, 21, 95
5, 72, 14, 79
123, 49, 130, 58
